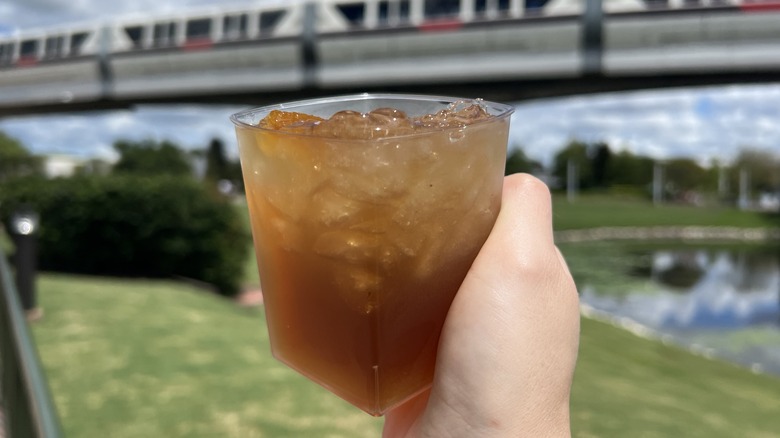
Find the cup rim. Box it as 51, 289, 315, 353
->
229, 93, 514, 141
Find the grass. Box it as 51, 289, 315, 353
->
30, 273, 780, 437
31, 274, 384, 437
572, 318, 780, 437
18, 195, 780, 436
0, 225, 11, 254
553, 194, 779, 230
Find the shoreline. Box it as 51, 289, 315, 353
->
555, 226, 780, 244
580, 304, 780, 378
564, 228, 780, 379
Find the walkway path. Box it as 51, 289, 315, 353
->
236, 287, 263, 307
555, 226, 780, 244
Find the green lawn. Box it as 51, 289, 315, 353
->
553, 194, 779, 230
30, 273, 780, 437
0, 225, 11, 253
32, 274, 384, 437
572, 318, 780, 437
17, 195, 780, 436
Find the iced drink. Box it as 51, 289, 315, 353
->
231, 94, 513, 415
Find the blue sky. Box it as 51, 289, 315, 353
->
508, 84, 780, 167
1, 0, 779, 167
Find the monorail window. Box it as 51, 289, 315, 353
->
259, 10, 285, 35
424, 0, 459, 18
223, 14, 248, 40
379, 0, 410, 24
44, 36, 65, 59
336, 3, 366, 27
0, 42, 13, 65
525, 0, 549, 10
644, 0, 669, 8
124, 26, 144, 49
186, 18, 212, 40
154, 21, 177, 47
683, 0, 700, 5
476, 0, 511, 16
70, 32, 89, 56
20, 39, 39, 58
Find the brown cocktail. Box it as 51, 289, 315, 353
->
231, 94, 513, 415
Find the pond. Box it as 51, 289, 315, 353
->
560, 242, 780, 375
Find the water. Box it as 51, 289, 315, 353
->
563, 243, 780, 375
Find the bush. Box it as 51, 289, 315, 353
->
0, 175, 249, 296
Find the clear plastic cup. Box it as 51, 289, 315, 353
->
231, 94, 513, 415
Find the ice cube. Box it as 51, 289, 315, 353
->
259, 110, 324, 133
391, 178, 450, 228
367, 108, 415, 138
369, 107, 407, 121
262, 186, 308, 222
311, 187, 365, 226
269, 216, 304, 252
313, 110, 377, 140
393, 235, 424, 258
314, 230, 382, 264
326, 147, 410, 203
413, 223, 466, 279
309, 108, 418, 140
412, 100, 491, 131
332, 265, 383, 314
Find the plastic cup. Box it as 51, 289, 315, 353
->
231, 94, 513, 415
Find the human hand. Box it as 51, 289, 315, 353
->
383, 173, 580, 437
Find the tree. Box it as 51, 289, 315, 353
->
505, 147, 542, 176
607, 150, 654, 188
205, 138, 229, 182
113, 139, 192, 177
590, 142, 611, 188
0, 131, 43, 183
552, 140, 592, 189
202, 138, 244, 193
663, 158, 707, 200
730, 148, 780, 193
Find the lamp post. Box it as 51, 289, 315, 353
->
9, 208, 41, 321
567, 158, 578, 203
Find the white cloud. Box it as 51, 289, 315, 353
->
0, 0, 274, 30
509, 84, 780, 167
2, 0, 780, 167
3, 84, 779, 168
0, 104, 244, 160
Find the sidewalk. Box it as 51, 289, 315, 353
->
236, 287, 263, 307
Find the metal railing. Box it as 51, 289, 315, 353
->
0, 243, 62, 438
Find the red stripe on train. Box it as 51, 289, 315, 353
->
183, 37, 214, 51
418, 19, 463, 32
740, 1, 780, 12
15, 56, 38, 67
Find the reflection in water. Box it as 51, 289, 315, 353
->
651, 251, 705, 289
578, 247, 780, 375
583, 249, 780, 329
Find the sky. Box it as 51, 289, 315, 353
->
1, 0, 779, 167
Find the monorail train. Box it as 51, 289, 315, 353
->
1, 0, 779, 108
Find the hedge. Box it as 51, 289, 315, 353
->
0, 175, 249, 296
